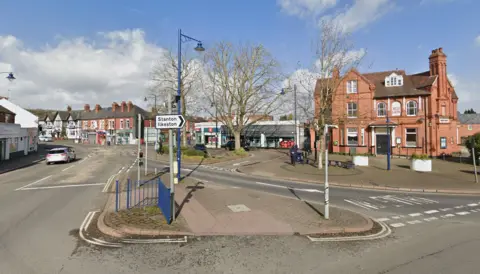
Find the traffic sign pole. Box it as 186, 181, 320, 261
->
167, 94, 176, 222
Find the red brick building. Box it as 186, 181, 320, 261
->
312, 47, 480, 157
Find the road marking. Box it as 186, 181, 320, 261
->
440, 208, 451, 211
470, 209, 478, 213
407, 220, 422, 225
441, 214, 455, 218
20, 183, 105, 191
391, 216, 403, 219
424, 210, 439, 214
103, 174, 116, 192
233, 161, 250, 166
117, 166, 125, 174
468, 203, 478, 207
15, 175, 52, 191
62, 165, 75, 172
79, 158, 87, 163
390, 223, 405, 228
255, 182, 323, 193
376, 218, 390, 222
454, 205, 464, 209
456, 211, 470, 216
344, 199, 379, 210
409, 213, 423, 217
424, 217, 438, 221
79, 211, 121, 248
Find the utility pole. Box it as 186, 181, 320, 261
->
323, 125, 330, 220
293, 84, 299, 147
386, 99, 391, 171
473, 138, 478, 183
145, 128, 148, 176
168, 93, 176, 221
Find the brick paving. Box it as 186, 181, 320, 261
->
238, 153, 480, 192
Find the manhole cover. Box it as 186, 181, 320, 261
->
227, 204, 251, 213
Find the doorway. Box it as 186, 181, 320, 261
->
376, 134, 389, 155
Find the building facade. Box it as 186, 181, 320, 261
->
313, 47, 479, 157
0, 99, 38, 154
0, 106, 35, 161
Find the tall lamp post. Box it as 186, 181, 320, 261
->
280, 84, 298, 146
323, 124, 338, 220
386, 100, 391, 171
210, 103, 218, 148
176, 29, 205, 182
2, 73, 16, 98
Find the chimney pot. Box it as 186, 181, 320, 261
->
127, 101, 133, 112
95, 104, 101, 112
112, 102, 118, 112
121, 101, 126, 112
67, 105, 72, 112
84, 104, 90, 112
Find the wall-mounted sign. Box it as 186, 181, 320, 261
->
439, 118, 450, 124
391, 102, 401, 116
396, 137, 401, 144
440, 137, 447, 149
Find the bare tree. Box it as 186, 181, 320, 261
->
296, 18, 365, 169
203, 42, 283, 150
149, 49, 204, 146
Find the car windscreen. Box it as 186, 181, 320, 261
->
48, 150, 66, 154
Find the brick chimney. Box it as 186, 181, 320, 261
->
67, 105, 72, 112
121, 101, 127, 112
112, 102, 119, 112
127, 101, 134, 112
429, 47, 448, 97
332, 66, 340, 79
84, 104, 90, 112
95, 104, 101, 112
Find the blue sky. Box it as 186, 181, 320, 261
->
0, 0, 478, 111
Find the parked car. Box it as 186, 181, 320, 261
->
221, 140, 249, 151
46, 147, 76, 165
39, 135, 53, 142
194, 144, 207, 152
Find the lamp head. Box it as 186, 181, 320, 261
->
194, 42, 205, 52
6, 73, 15, 81
280, 88, 286, 95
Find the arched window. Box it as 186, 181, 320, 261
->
347, 102, 357, 118
407, 101, 417, 116
377, 102, 386, 117
391, 101, 401, 116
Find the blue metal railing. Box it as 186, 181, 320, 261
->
115, 178, 172, 224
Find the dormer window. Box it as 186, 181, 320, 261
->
385, 73, 403, 87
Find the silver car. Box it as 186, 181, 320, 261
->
46, 147, 76, 165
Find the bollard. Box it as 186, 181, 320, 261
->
115, 180, 119, 212
126, 179, 131, 209
133, 179, 137, 208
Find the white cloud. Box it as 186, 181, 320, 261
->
324, 0, 395, 33
277, 0, 337, 17
0, 29, 171, 110
278, 0, 395, 33
475, 35, 480, 46
448, 73, 480, 111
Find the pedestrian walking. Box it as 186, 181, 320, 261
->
290, 144, 298, 166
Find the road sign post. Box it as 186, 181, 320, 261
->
156, 103, 186, 222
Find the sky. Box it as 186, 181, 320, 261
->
0, 0, 478, 113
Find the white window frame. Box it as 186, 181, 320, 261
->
361, 128, 365, 146
405, 128, 417, 147
100, 120, 105, 130
83, 121, 88, 129
120, 119, 124, 129
468, 125, 473, 131
347, 128, 358, 146
406, 101, 417, 116
347, 80, 358, 94
109, 120, 115, 129
347, 102, 358, 118
125, 119, 130, 129
377, 102, 387, 117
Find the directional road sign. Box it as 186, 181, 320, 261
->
155, 115, 185, 129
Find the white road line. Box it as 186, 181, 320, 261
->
383, 196, 414, 205
441, 214, 455, 218
376, 218, 390, 222
391, 216, 402, 219
468, 203, 478, 207
255, 182, 323, 193
470, 209, 477, 213
84, 211, 94, 231
407, 220, 423, 225
409, 213, 423, 217
456, 211, 470, 216
424, 217, 438, 221
15, 175, 52, 191
344, 199, 379, 210
233, 161, 250, 166
62, 165, 75, 172
117, 166, 125, 174
127, 168, 131, 173
21, 183, 105, 191
454, 205, 464, 209
424, 210, 439, 214
102, 175, 115, 192
79, 211, 121, 248
440, 208, 451, 211
390, 223, 405, 228
79, 158, 87, 163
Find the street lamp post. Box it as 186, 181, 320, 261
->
281, 84, 299, 146
323, 124, 338, 220
386, 102, 391, 171
176, 29, 205, 182
1, 72, 15, 81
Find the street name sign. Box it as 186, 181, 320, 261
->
155, 115, 185, 129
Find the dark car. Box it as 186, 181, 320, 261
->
194, 144, 207, 152
222, 140, 249, 151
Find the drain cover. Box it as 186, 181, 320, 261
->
227, 204, 251, 213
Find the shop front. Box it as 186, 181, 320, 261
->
116, 129, 134, 145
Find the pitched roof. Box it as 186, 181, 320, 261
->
458, 113, 480, 124
362, 70, 434, 98
72, 105, 150, 120
0, 105, 15, 115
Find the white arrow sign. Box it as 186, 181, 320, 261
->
155, 115, 185, 129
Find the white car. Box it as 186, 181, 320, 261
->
39, 135, 53, 142
46, 147, 76, 165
